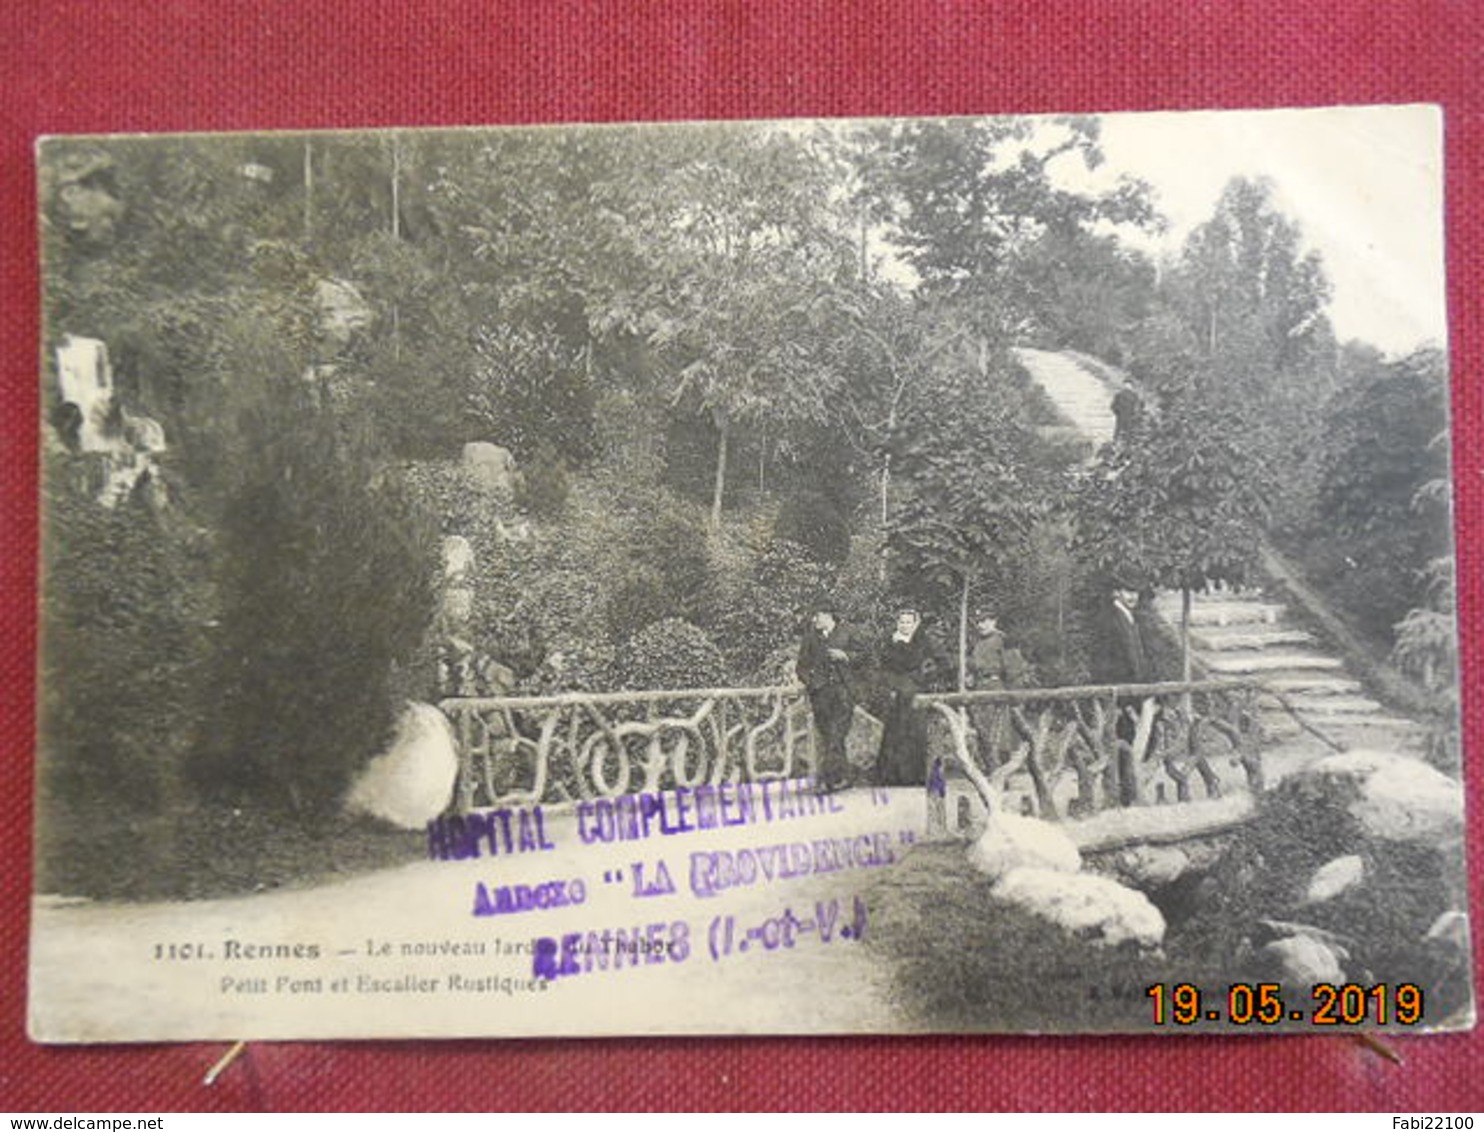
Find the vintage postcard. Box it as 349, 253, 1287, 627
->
30, 105, 1472, 1041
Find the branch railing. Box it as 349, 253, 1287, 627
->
438, 677, 1348, 817
914, 678, 1338, 827
438, 685, 815, 811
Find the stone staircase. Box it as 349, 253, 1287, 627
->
1150, 590, 1429, 771
1013, 346, 1430, 777
1013, 347, 1118, 449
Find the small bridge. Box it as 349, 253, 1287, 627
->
437, 675, 1335, 856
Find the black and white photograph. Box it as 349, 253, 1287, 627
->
29, 105, 1472, 1041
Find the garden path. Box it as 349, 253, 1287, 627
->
31, 786, 924, 1042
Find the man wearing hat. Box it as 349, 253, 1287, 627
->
796, 604, 861, 794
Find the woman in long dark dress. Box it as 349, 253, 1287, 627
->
875, 609, 940, 786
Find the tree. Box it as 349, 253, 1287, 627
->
1172, 177, 1333, 372
1159, 177, 1338, 518
608, 125, 858, 526
821, 286, 973, 530
887, 362, 1045, 689
1309, 348, 1452, 646
39, 470, 213, 817
195, 325, 438, 818
1071, 386, 1271, 678
862, 116, 1158, 339
1012, 226, 1159, 359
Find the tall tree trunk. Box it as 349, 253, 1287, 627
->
877, 455, 891, 585
879, 454, 890, 525
958, 572, 971, 694
1180, 585, 1193, 683
710, 418, 729, 529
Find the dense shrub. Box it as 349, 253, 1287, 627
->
773, 489, 852, 565
514, 440, 572, 518
609, 499, 713, 636
619, 618, 730, 691
1167, 768, 1470, 1021
831, 531, 890, 643
469, 321, 598, 465
193, 377, 439, 818
604, 569, 672, 644
1299, 349, 1451, 649
401, 458, 481, 533
39, 464, 212, 815
707, 538, 832, 677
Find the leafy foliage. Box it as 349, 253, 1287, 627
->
39, 469, 212, 815
887, 355, 1047, 684
35, 121, 1456, 907
1305, 349, 1452, 646
862, 116, 1158, 338
195, 364, 438, 818
1072, 385, 1270, 596
773, 489, 852, 565
620, 618, 730, 691
706, 538, 834, 678
514, 440, 573, 519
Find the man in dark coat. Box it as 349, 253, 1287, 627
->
1107, 586, 1151, 685
796, 605, 861, 793
1111, 385, 1143, 442
1098, 585, 1152, 805
874, 608, 944, 787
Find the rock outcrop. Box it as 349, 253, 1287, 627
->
1302, 854, 1365, 905
462, 442, 519, 499
345, 703, 458, 829
968, 813, 1081, 882
1289, 749, 1463, 843
992, 867, 1166, 950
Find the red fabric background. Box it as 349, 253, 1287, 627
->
2, 0, 1480, 1113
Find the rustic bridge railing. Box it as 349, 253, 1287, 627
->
439, 685, 815, 811
438, 676, 1345, 818
915, 679, 1297, 826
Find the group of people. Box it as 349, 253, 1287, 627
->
796, 605, 1026, 793
797, 584, 1158, 794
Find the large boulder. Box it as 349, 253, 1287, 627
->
314, 278, 374, 347
1302, 854, 1365, 905
462, 442, 518, 498
1288, 749, 1463, 843
345, 703, 459, 828
442, 535, 474, 582
1255, 933, 1347, 985
968, 813, 1081, 882
441, 585, 474, 629
1114, 844, 1190, 891
993, 867, 1166, 950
